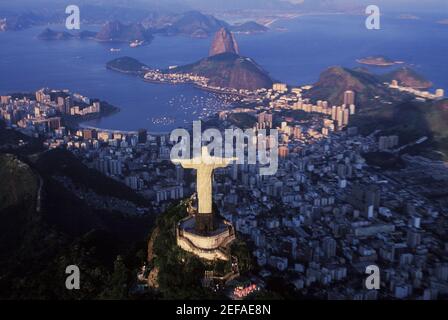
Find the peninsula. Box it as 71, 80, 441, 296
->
106, 27, 273, 92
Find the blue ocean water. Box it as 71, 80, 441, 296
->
0, 14, 446, 132
239, 14, 448, 87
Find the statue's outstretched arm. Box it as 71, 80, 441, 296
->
172, 159, 198, 169
212, 157, 238, 169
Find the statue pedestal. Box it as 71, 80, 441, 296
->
176, 215, 235, 261
195, 213, 215, 234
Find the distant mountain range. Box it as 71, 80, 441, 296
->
141, 11, 268, 38
0, 13, 45, 31
95, 21, 153, 43
35, 10, 268, 44
107, 27, 273, 91
230, 21, 269, 34
143, 10, 228, 38
179, 0, 302, 11
38, 21, 153, 44
3, 0, 442, 29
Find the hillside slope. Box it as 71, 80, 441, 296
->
305, 66, 394, 107
304, 66, 422, 108
169, 52, 273, 90
351, 99, 448, 159
0, 146, 154, 299
106, 56, 149, 74
381, 67, 433, 89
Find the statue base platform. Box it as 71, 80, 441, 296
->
176, 215, 236, 261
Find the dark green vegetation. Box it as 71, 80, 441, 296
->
351, 99, 448, 160
363, 152, 405, 170
277, 110, 311, 123
306, 66, 448, 159
381, 67, 433, 89
0, 132, 154, 299
0, 122, 42, 155
106, 57, 149, 74
168, 52, 273, 90
150, 203, 210, 299
150, 202, 254, 299
0, 154, 38, 212
229, 240, 254, 275
36, 148, 149, 207
305, 66, 404, 108
150, 203, 324, 300
307, 65, 433, 108
227, 112, 257, 128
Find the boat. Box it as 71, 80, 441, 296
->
130, 40, 144, 48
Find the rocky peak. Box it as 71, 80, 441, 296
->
209, 27, 239, 57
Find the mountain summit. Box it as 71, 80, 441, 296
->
209, 27, 239, 56
95, 21, 153, 43
167, 27, 271, 90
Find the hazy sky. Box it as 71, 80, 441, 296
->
1, 0, 447, 14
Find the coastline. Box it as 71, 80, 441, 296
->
66, 101, 120, 130
78, 123, 171, 136
263, 11, 348, 28
106, 65, 145, 75
84, 67, 234, 134
108, 65, 250, 98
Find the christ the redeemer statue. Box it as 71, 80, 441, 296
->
173, 146, 236, 233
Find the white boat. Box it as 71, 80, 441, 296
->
130, 40, 144, 48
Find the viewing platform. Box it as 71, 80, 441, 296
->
176, 215, 236, 261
